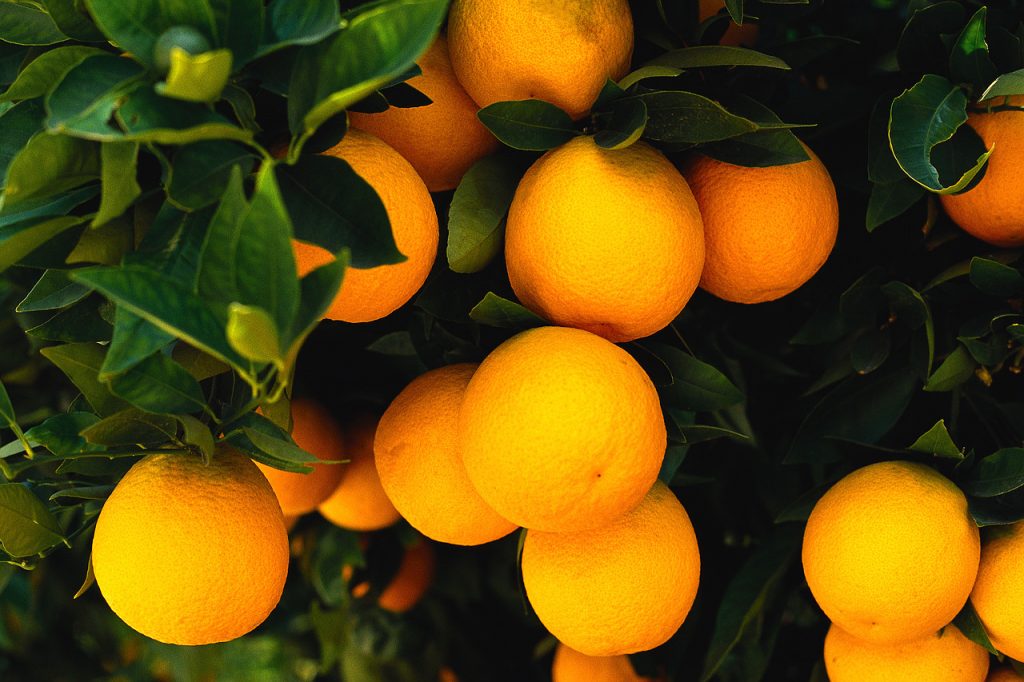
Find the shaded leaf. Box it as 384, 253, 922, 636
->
1, 132, 99, 210
962, 448, 1024, 497
0, 3, 67, 46
953, 603, 997, 655
866, 178, 926, 232
923, 345, 976, 392
38, 342, 127, 416
647, 45, 790, 71
0, 46, 104, 103
81, 408, 177, 446
0, 484, 66, 558
167, 140, 256, 211
949, 7, 996, 94
0, 215, 88, 273
593, 98, 647, 150
94, 141, 140, 226
468, 293, 545, 330
633, 90, 758, 144
907, 420, 964, 460
257, 0, 340, 58
644, 342, 744, 412
447, 155, 522, 274
108, 352, 207, 415
476, 99, 579, 151
969, 257, 1024, 297
17, 269, 92, 312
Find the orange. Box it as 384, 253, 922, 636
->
989, 669, 1024, 682
939, 99, 1024, 247
802, 461, 980, 644
349, 36, 499, 192
970, 522, 1024, 661
699, 0, 759, 47
551, 643, 653, 682
682, 142, 838, 303
459, 326, 666, 532
823, 624, 989, 682
374, 364, 517, 546
522, 481, 700, 656
292, 129, 438, 323
318, 413, 401, 531
447, 0, 634, 120
505, 136, 705, 342
255, 397, 345, 516
91, 448, 289, 645
345, 538, 435, 613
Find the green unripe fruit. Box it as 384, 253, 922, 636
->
153, 26, 212, 73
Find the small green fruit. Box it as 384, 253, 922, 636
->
153, 26, 212, 74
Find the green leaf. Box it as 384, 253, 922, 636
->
283, 251, 347, 365
1, 132, 99, 210
276, 153, 403, 268
949, 7, 996, 94
645, 342, 744, 412
0, 215, 88, 273
615, 65, 681, 92
888, 75, 991, 193
94, 141, 140, 227
701, 527, 801, 682
979, 68, 1024, 101
25, 295, 112, 342
646, 45, 790, 71
593, 98, 647, 150
45, 54, 145, 138
0, 3, 67, 45
952, 603, 997, 655
850, 328, 890, 375
17, 270, 91, 313
881, 281, 935, 375
963, 448, 1024, 498
0, 46, 104, 103
0, 99, 46, 187
907, 420, 964, 460
446, 155, 522, 274
51, 485, 115, 503
0, 184, 96, 229
84, 0, 216, 70
24, 412, 102, 456
157, 47, 232, 103
257, 0, 340, 58
226, 302, 283, 366
38, 342, 127, 416
897, 2, 967, 77
166, 140, 256, 211
115, 87, 253, 145
177, 413, 214, 461
700, 95, 809, 167
0, 484, 66, 558
39, 0, 105, 42
80, 407, 177, 446
0, 378, 16, 429
100, 307, 174, 379
206, 0, 264, 67
633, 91, 758, 144
286, 0, 447, 154
223, 413, 316, 472
923, 345, 976, 392
468, 293, 545, 330
866, 178, 926, 232
108, 351, 207, 415
73, 264, 249, 370
969, 257, 1024, 297
476, 99, 579, 151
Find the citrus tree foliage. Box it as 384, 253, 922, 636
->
0, 0, 1023, 680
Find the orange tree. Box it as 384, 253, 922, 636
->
1, 0, 1024, 680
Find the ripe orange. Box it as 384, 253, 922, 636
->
682, 142, 838, 303
552, 643, 653, 682
345, 538, 435, 613
292, 129, 438, 323
318, 413, 401, 531
699, 0, 759, 47
505, 136, 705, 342
522, 481, 700, 656
459, 326, 666, 532
802, 461, 980, 644
970, 522, 1024, 661
939, 99, 1024, 246
823, 624, 989, 682
374, 363, 517, 546
254, 397, 345, 516
348, 36, 499, 192
91, 448, 289, 645
447, 0, 634, 120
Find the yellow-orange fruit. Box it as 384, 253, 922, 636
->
375, 363, 516, 545
255, 398, 345, 516
505, 136, 705, 342
459, 326, 665, 532
682, 143, 838, 303
447, 0, 634, 120
91, 448, 289, 645
802, 461, 980, 644
988, 668, 1024, 682
699, 0, 759, 46
522, 481, 699, 656
552, 643, 652, 682
292, 129, 438, 322
940, 100, 1024, 246
349, 36, 499, 192
824, 624, 989, 682
377, 539, 436, 612
318, 414, 401, 531
970, 522, 1024, 661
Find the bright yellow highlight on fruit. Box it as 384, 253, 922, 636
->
91, 448, 289, 645
683, 142, 838, 304
551, 642, 653, 682
459, 326, 666, 532
506, 136, 705, 342
802, 461, 980, 644
255, 397, 345, 516
447, 0, 634, 120
823, 624, 989, 682
939, 98, 1024, 247
522, 481, 700, 656
970, 521, 1024, 661
292, 129, 438, 323
349, 36, 499, 192
319, 413, 401, 531
375, 363, 516, 546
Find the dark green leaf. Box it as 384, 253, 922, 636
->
962, 448, 1024, 497
167, 141, 256, 211
0, 378, 15, 428
0, 3, 67, 45
2, 132, 99, 210
646, 45, 789, 71
850, 328, 890, 375
969, 257, 1024, 297
447, 155, 522, 273
16, 269, 91, 312
283, 250, 347, 365
84, 0, 215, 70
45, 55, 145, 138
593, 98, 647, 150
701, 95, 809, 167
25, 295, 112, 342
80, 408, 177, 446
109, 351, 206, 415
0, 484, 66, 558
0, 215, 86, 273
100, 307, 174, 379
634, 90, 758, 144
94, 141, 140, 226
949, 7, 997, 93
866, 178, 926, 232
614, 67, 678, 93
952, 603, 997, 655
24, 412, 101, 456
907, 420, 964, 460
881, 280, 935, 375
979, 68, 1024, 101
0, 99, 45, 187
115, 87, 253, 145
276, 153, 403, 268
0, 184, 97, 229
207, 0, 263, 67
468, 292, 545, 330
659, 444, 689, 484
38, 342, 127, 416
50, 485, 115, 502
0, 46, 104, 103
923, 345, 976, 392
969, 497, 1024, 527
39, 0, 105, 42
645, 342, 744, 412
476, 100, 579, 151
897, 2, 967, 77
257, 0, 340, 58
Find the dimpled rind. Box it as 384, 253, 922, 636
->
823, 624, 989, 682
